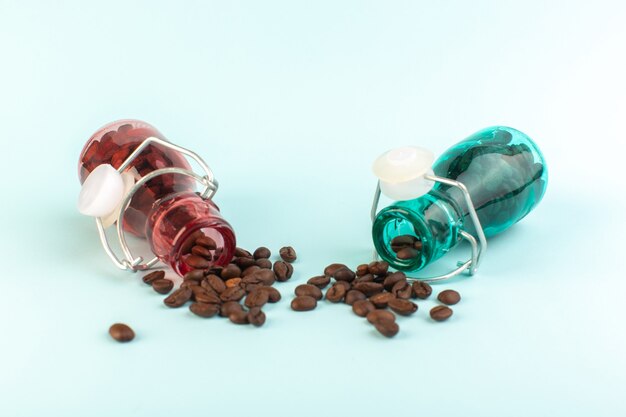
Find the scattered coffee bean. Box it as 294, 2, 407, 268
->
247, 307, 266, 326
353, 274, 375, 284
273, 261, 293, 282
368, 261, 389, 276
279, 246, 297, 262
109, 323, 135, 342
352, 299, 376, 317
383, 272, 406, 291
204, 274, 226, 294
438, 289, 461, 305
234, 247, 252, 258
185, 255, 211, 269
388, 298, 418, 316
356, 264, 369, 276
291, 295, 317, 311
195, 288, 221, 305
307, 275, 331, 289
352, 282, 384, 297
256, 258, 272, 269
325, 283, 347, 303
220, 301, 243, 317
190, 302, 220, 318
142, 270, 165, 284
324, 263, 348, 277
334, 267, 356, 282
374, 321, 399, 338
245, 288, 269, 308
183, 269, 205, 282
224, 278, 242, 288
191, 245, 212, 258
430, 305, 453, 321
369, 292, 395, 309
220, 286, 245, 302
366, 309, 396, 325
152, 278, 174, 294
334, 280, 352, 291
229, 309, 249, 324
345, 290, 367, 305
252, 269, 276, 286
221, 264, 241, 280
259, 286, 281, 303
391, 280, 412, 299
242, 265, 261, 277
196, 236, 217, 249
411, 280, 432, 299
235, 256, 257, 269
253, 247, 271, 260
295, 284, 323, 300
164, 287, 193, 308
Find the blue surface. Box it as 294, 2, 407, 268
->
1, 1, 625, 416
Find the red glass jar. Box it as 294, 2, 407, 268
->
78, 119, 236, 276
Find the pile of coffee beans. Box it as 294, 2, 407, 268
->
141, 245, 297, 327
291, 260, 461, 338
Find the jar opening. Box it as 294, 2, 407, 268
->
172, 223, 236, 276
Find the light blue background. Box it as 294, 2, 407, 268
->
1, 1, 625, 416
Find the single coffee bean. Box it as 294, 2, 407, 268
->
220, 286, 246, 302
353, 274, 375, 284
374, 321, 400, 338
396, 247, 419, 260
345, 289, 367, 305
438, 289, 461, 305
352, 282, 384, 297
109, 323, 135, 342
152, 278, 174, 294
244, 288, 269, 308
229, 310, 249, 324
352, 299, 375, 317
383, 272, 406, 291
307, 275, 331, 289
185, 255, 211, 269
242, 265, 261, 277
366, 309, 396, 325
164, 287, 193, 308
253, 247, 271, 260
411, 280, 432, 299
196, 236, 217, 249
356, 264, 369, 276
256, 258, 272, 269
430, 305, 453, 321
388, 298, 418, 316
251, 269, 276, 286
391, 280, 412, 299
183, 269, 205, 282
191, 245, 212, 259
234, 247, 252, 258
390, 235, 417, 252
204, 274, 226, 293
324, 263, 348, 277
325, 283, 347, 302
333, 267, 356, 282
369, 292, 395, 309
294, 284, 323, 300
221, 264, 241, 280
279, 246, 297, 263
220, 301, 243, 317
195, 288, 221, 305
189, 302, 219, 318
334, 280, 351, 291
291, 295, 317, 311
225, 278, 242, 288
247, 307, 266, 327
235, 257, 257, 269
180, 280, 199, 289
259, 286, 281, 303
273, 261, 293, 282
142, 270, 165, 284
414, 240, 423, 251
242, 282, 261, 293
368, 261, 389, 276
205, 266, 223, 277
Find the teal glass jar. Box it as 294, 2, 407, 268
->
372, 126, 548, 272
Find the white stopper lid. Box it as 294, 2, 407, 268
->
78, 164, 126, 217
372, 146, 436, 201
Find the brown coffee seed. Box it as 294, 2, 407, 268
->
369, 292, 395, 309
333, 267, 356, 282
383, 272, 407, 291
221, 264, 241, 280
352, 282, 384, 297
273, 261, 293, 282
374, 321, 400, 338
259, 286, 281, 303
356, 264, 369, 276
251, 269, 276, 286
279, 246, 297, 262
245, 288, 269, 308
324, 263, 348, 277
391, 280, 412, 299
325, 283, 347, 303
247, 307, 266, 327
366, 309, 396, 325
294, 284, 323, 300
229, 310, 249, 324
196, 236, 217, 249
345, 290, 367, 305
388, 298, 418, 316
390, 235, 417, 252
183, 269, 205, 282
291, 295, 317, 311
191, 245, 212, 259
164, 287, 192, 308
234, 247, 252, 258
189, 302, 219, 318
204, 274, 226, 293
430, 305, 453, 321
396, 247, 419, 260
152, 278, 174, 294
220, 301, 243, 317
334, 280, 351, 291
195, 288, 221, 305
185, 255, 210, 269
256, 258, 272, 269
368, 261, 389, 276
353, 274, 375, 284
438, 289, 461, 305
242, 266, 261, 277
352, 299, 375, 317
180, 280, 199, 289
220, 286, 245, 302
235, 257, 257, 269
307, 275, 331, 289
411, 281, 432, 299
109, 323, 135, 342
142, 270, 165, 284
253, 247, 271, 260
224, 278, 242, 288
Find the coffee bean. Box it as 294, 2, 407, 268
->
356, 264, 369, 276
414, 241, 423, 251
334, 280, 351, 291
109, 323, 135, 342
229, 309, 249, 324
203, 274, 226, 293
369, 292, 395, 309
195, 288, 221, 305
396, 247, 419, 260
164, 287, 192, 308
220, 286, 245, 302
235, 247, 252, 258
383, 272, 406, 291
353, 274, 375, 284
242, 265, 261, 277
180, 280, 199, 289
152, 278, 174, 294
225, 278, 242, 288
324, 263, 348, 277
206, 266, 223, 277
253, 247, 271, 260
259, 286, 281, 303
390, 235, 417, 252
191, 245, 212, 259
251, 269, 276, 286
438, 289, 461, 305
245, 288, 269, 308
291, 295, 317, 311
333, 267, 356, 282
279, 246, 297, 262
273, 261, 293, 282
374, 321, 399, 338
391, 280, 412, 299
345, 290, 367, 305
220, 301, 243, 317
235, 257, 257, 269
189, 302, 219, 318
368, 261, 389, 276
352, 299, 375, 317
221, 264, 241, 280
295, 284, 323, 300
366, 310, 396, 325
196, 236, 217, 249
325, 283, 346, 302
307, 275, 331, 289
256, 258, 272, 269
352, 282, 384, 297
247, 307, 266, 327
388, 298, 418, 316
185, 255, 211, 269
183, 269, 205, 282
142, 270, 165, 284
430, 305, 453, 321
411, 281, 432, 299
